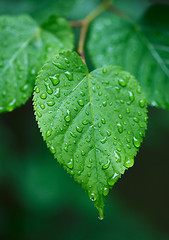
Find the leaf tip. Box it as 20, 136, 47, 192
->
98, 207, 104, 220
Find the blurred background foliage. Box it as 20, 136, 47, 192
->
0, 0, 169, 239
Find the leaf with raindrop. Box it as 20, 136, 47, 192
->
0, 14, 73, 113
88, 4, 169, 109
33, 51, 148, 218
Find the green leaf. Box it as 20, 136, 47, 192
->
114, 0, 151, 20
87, 5, 169, 109
33, 51, 147, 218
0, 14, 73, 114
0, 0, 78, 22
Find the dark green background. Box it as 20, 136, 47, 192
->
0, 0, 169, 239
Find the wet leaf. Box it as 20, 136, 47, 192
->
33, 51, 147, 218
0, 14, 73, 113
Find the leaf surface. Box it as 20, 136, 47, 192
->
33, 51, 147, 218
0, 14, 73, 113
87, 5, 169, 109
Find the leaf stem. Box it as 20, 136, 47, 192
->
68, 20, 83, 27
107, 4, 133, 22
70, 0, 111, 64
83, 0, 111, 25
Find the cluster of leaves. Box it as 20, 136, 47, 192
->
0, 0, 168, 218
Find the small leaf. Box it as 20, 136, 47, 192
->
0, 14, 73, 113
33, 51, 147, 218
87, 4, 169, 109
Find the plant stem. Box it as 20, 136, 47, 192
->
68, 21, 83, 27
108, 5, 132, 21
76, 0, 111, 63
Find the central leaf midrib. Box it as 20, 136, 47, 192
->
87, 73, 100, 196
1, 26, 40, 75
133, 23, 169, 78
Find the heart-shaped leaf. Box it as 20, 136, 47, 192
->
0, 14, 73, 113
33, 51, 147, 218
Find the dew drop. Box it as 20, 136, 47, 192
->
133, 117, 139, 123
64, 58, 69, 64
103, 187, 109, 196
64, 146, 68, 152
70, 131, 77, 138
82, 120, 89, 125
65, 71, 73, 81
40, 92, 47, 99
36, 112, 42, 118
7, 99, 16, 112
89, 192, 97, 201
50, 146, 56, 154
87, 164, 92, 168
126, 108, 130, 113
114, 151, 121, 162
139, 99, 146, 108
117, 123, 123, 133
46, 129, 52, 137
49, 75, 60, 86
30, 68, 35, 75
66, 158, 74, 169
100, 137, 107, 144
20, 84, 28, 92
127, 91, 135, 104
133, 137, 140, 148
102, 159, 110, 170
124, 157, 134, 168
106, 130, 111, 136
45, 83, 53, 94
78, 99, 84, 106
53, 62, 66, 70
118, 78, 127, 87
137, 86, 142, 94
54, 88, 60, 98
108, 173, 119, 186
40, 104, 45, 109
81, 150, 85, 156
102, 67, 107, 73
127, 144, 131, 149
65, 110, 71, 122
85, 110, 89, 116
118, 114, 123, 119
101, 118, 106, 124
80, 91, 85, 97
76, 126, 83, 133
47, 101, 55, 106
35, 87, 40, 93
70, 170, 74, 176
87, 172, 91, 177
86, 136, 91, 142
102, 101, 107, 107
